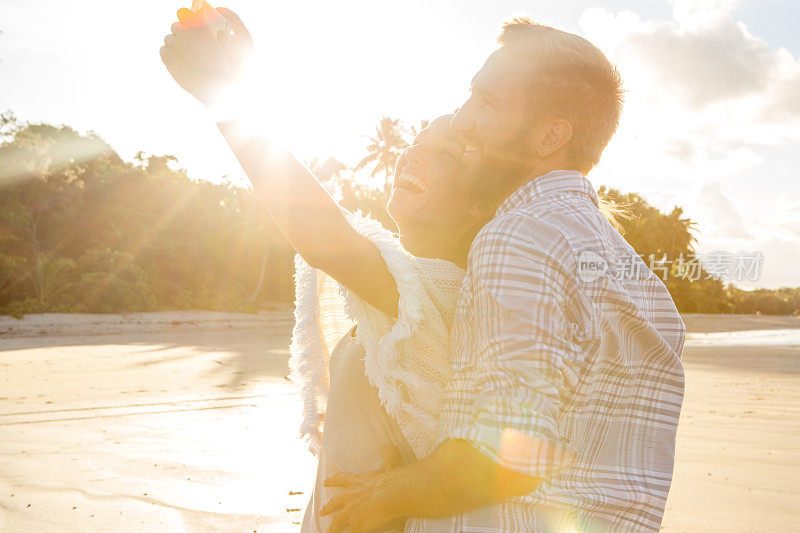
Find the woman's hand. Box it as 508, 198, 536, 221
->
160, 7, 253, 106
215, 9, 253, 80
162, 7, 400, 318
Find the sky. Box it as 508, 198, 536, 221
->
1, 0, 799, 289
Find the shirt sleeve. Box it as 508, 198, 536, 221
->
446, 215, 579, 479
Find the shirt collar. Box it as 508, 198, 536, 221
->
496, 170, 599, 216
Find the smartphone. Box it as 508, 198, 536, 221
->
191, 0, 231, 37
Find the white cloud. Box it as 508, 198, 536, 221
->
580, 5, 799, 111
766, 71, 800, 119
697, 182, 752, 239
767, 195, 800, 241
629, 18, 778, 107
578, 1, 800, 289
668, 0, 737, 22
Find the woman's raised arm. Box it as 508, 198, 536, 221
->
160, 7, 399, 316
218, 120, 399, 317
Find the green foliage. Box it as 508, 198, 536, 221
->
0, 111, 797, 317
354, 117, 410, 188
0, 113, 295, 316
727, 286, 800, 316
598, 186, 799, 315
339, 180, 396, 232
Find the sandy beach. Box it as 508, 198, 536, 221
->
1, 311, 799, 532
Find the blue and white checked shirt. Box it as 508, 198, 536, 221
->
407, 171, 685, 532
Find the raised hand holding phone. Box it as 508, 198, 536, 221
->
158, 5, 401, 318
191, 0, 232, 37
160, 3, 252, 106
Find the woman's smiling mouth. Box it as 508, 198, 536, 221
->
395, 169, 430, 194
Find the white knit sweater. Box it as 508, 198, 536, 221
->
289, 212, 465, 459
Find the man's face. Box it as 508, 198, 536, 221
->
451, 46, 540, 199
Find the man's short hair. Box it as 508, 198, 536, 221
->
498, 18, 623, 171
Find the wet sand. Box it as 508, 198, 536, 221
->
0, 310, 315, 532
1, 311, 799, 532
662, 314, 800, 532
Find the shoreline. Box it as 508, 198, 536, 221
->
0, 307, 294, 339
2, 310, 798, 340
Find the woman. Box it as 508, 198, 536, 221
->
160, 8, 491, 532
293, 116, 485, 532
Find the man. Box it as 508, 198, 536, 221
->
321, 19, 686, 533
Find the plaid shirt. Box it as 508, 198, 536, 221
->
407, 171, 685, 532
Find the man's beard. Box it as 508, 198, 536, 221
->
458, 131, 537, 204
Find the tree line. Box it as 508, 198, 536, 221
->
1, 111, 798, 317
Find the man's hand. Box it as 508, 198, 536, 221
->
320, 470, 401, 533
320, 439, 542, 531
159, 7, 252, 106
320, 446, 405, 533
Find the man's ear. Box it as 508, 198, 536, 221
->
536, 119, 573, 158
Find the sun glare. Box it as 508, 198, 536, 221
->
205, 56, 302, 154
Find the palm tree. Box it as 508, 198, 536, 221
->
662, 207, 698, 257
354, 117, 410, 191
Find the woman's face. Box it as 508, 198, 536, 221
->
387, 115, 482, 261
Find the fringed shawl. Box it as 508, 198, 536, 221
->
289, 212, 465, 458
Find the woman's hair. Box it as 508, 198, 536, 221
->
598, 194, 631, 234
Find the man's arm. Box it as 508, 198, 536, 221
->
323, 216, 582, 531
321, 439, 541, 532
445, 215, 579, 479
